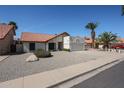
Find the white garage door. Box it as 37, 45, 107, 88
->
70, 43, 84, 51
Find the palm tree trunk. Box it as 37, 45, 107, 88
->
91, 30, 95, 48
92, 39, 94, 48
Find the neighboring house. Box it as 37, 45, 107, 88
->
110, 38, 124, 47
84, 37, 92, 48
0, 24, 15, 55
63, 36, 85, 51
116, 38, 124, 44
84, 38, 124, 49
21, 32, 69, 52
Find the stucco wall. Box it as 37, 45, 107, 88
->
35, 43, 46, 50
23, 42, 29, 52
63, 36, 70, 49
49, 35, 64, 42
23, 42, 46, 52
48, 35, 63, 50
0, 30, 14, 55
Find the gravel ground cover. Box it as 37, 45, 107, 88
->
0, 50, 120, 82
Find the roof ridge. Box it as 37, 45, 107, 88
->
22, 32, 57, 36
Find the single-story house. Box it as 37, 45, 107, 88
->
115, 38, 124, 44
63, 36, 85, 51
21, 32, 69, 52
84, 38, 124, 49
109, 38, 124, 47
0, 24, 15, 55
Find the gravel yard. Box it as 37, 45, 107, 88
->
0, 50, 121, 82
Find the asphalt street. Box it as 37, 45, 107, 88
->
72, 61, 124, 88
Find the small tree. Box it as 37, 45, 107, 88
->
95, 38, 101, 48
98, 32, 118, 50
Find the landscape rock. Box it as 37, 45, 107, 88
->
26, 54, 39, 62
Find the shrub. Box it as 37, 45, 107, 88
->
34, 49, 52, 58
63, 49, 71, 52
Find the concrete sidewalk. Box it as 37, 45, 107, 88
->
0, 53, 124, 88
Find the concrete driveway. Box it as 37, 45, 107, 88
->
0, 50, 122, 82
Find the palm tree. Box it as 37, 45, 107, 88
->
98, 32, 118, 50
85, 22, 98, 48
122, 5, 124, 16
8, 21, 18, 30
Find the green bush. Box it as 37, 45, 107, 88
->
34, 49, 52, 58
63, 49, 71, 52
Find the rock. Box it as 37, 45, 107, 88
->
26, 54, 39, 62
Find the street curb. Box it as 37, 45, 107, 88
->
49, 59, 122, 88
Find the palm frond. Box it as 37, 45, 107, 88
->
122, 5, 124, 16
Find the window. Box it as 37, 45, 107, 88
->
29, 43, 35, 51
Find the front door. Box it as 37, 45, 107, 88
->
10, 44, 16, 53
58, 42, 63, 50
29, 43, 35, 51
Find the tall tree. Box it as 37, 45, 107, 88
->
98, 32, 118, 50
8, 21, 18, 30
122, 5, 124, 16
85, 22, 98, 48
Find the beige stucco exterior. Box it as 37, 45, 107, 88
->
23, 42, 46, 52
63, 36, 70, 49
47, 35, 63, 51
0, 30, 14, 55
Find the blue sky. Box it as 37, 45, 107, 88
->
0, 5, 123, 38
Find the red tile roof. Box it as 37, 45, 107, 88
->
0, 24, 14, 39
21, 32, 69, 42
84, 37, 92, 44
117, 38, 124, 43
84, 38, 124, 44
